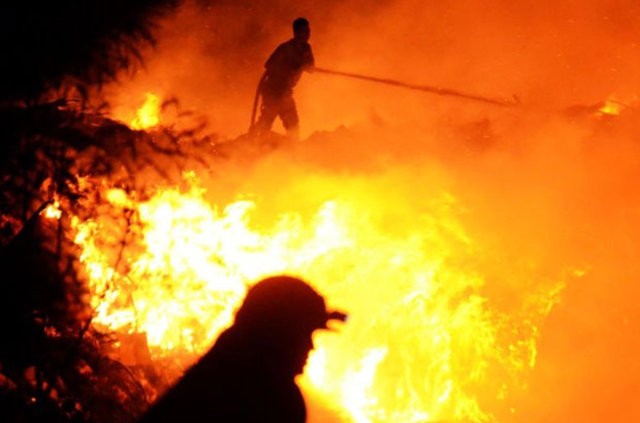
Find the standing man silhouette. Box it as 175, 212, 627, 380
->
252, 18, 315, 140
138, 275, 346, 423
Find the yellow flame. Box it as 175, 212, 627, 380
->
68, 173, 564, 422
598, 100, 621, 116
105, 188, 134, 209
43, 199, 62, 220
130, 93, 161, 130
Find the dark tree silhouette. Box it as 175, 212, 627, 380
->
0, 1, 178, 103
0, 2, 185, 422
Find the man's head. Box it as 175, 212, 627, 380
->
292, 17, 310, 41
234, 275, 346, 375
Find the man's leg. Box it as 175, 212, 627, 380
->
252, 93, 279, 136
279, 96, 300, 140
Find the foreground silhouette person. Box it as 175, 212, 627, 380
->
251, 17, 315, 140
138, 275, 346, 423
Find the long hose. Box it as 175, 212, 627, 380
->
314, 67, 519, 107
249, 72, 267, 132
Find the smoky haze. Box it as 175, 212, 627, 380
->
103, 0, 640, 422
104, 0, 639, 136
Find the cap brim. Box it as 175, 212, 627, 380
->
320, 310, 348, 330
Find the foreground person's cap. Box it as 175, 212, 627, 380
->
235, 275, 347, 332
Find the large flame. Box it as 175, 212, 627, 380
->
62, 168, 565, 422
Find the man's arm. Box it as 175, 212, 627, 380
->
304, 44, 315, 72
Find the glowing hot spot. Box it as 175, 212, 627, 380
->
130, 92, 161, 130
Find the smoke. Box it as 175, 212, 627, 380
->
102, 0, 640, 421
102, 0, 639, 133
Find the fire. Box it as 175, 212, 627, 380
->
597, 99, 621, 117
596, 95, 637, 117
44, 199, 62, 220
62, 170, 565, 422
130, 92, 161, 130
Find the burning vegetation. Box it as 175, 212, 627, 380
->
2, 1, 640, 422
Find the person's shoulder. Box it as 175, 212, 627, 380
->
278, 38, 297, 48
281, 38, 312, 49
269, 39, 295, 57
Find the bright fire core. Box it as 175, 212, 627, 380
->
63, 166, 565, 422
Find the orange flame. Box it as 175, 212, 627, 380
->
65, 171, 565, 422
43, 199, 62, 220
598, 100, 621, 116
130, 93, 161, 130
